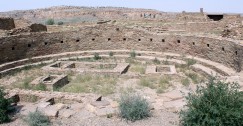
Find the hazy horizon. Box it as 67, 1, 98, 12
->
1, 0, 243, 13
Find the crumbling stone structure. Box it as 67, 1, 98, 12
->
0, 24, 242, 72
0, 17, 15, 30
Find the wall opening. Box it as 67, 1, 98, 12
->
44, 42, 48, 45
162, 39, 165, 42
150, 38, 153, 42
222, 47, 225, 51
177, 40, 180, 43
108, 38, 111, 41
76, 39, 80, 42
138, 39, 141, 41
116, 28, 119, 31
193, 42, 195, 45
28, 44, 31, 47
235, 51, 238, 55
123, 38, 126, 41
92, 38, 95, 41
60, 41, 63, 43
12, 47, 15, 50
207, 44, 210, 47
207, 14, 224, 21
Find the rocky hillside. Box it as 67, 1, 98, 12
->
0, 6, 165, 24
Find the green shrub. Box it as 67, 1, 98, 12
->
180, 78, 243, 126
109, 51, 114, 57
45, 19, 55, 25
0, 87, 11, 124
130, 50, 136, 58
24, 111, 50, 126
153, 58, 160, 64
93, 53, 101, 60
57, 21, 64, 25
186, 58, 197, 67
119, 93, 150, 121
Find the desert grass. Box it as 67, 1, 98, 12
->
60, 74, 117, 96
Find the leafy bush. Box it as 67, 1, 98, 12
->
0, 88, 11, 124
180, 78, 243, 126
93, 53, 101, 60
57, 21, 64, 25
24, 111, 50, 126
45, 19, 55, 25
119, 93, 150, 121
109, 51, 114, 57
130, 50, 136, 58
153, 58, 160, 64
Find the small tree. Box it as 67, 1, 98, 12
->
180, 77, 243, 126
0, 87, 11, 124
45, 19, 55, 25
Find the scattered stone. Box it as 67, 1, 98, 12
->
37, 102, 51, 108
95, 107, 117, 117
161, 90, 183, 100
42, 106, 59, 118
59, 109, 76, 118
54, 103, 67, 110
163, 99, 186, 113
91, 100, 110, 108
110, 101, 119, 108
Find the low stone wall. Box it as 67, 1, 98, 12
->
5, 88, 91, 104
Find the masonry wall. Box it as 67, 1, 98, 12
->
0, 17, 15, 30
0, 24, 242, 71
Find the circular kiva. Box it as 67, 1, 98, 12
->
0, 25, 243, 119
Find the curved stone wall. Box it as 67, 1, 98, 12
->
0, 24, 242, 72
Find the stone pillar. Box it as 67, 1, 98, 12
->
200, 8, 204, 14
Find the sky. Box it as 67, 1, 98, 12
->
1, 0, 243, 13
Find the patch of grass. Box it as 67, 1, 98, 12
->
125, 58, 141, 65
181, 78, 190, 87
14, 77, 33, 89
24, 111, 50, 126
186, 58, 197, 67
185, 72, 199, 84
180, 78, 243, 126
60, 74, 117, 96
139, 78, 156, 89
157, 76, 171, 93
162, 59, 169, 65
153, 58, 160, 64
33, 83, 47, 91
119, 93, 151, 121
130, 65, 146, 74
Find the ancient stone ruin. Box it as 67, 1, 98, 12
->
0, 6, 242, 125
